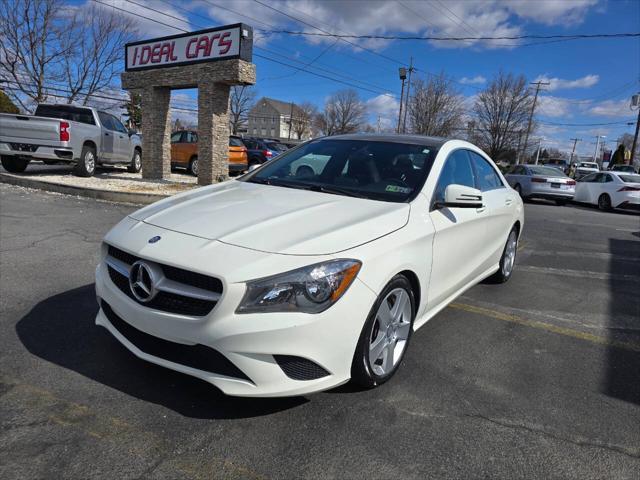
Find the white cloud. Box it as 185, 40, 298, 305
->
459, 76, 486, 85
537, 96, 572, 118
366, 94, 400, 130
498, 0, 598, 26
586, 99, 632, 117
533, 74, 600, 92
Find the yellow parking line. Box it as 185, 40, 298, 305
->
449, 302, 640, 353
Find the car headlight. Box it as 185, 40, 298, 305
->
236, 259, 362, 314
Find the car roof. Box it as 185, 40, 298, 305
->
324, 133, 450, 148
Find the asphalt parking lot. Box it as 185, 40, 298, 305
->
1, 183, 639, 479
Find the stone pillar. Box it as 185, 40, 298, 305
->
198, 82, 231, 185
140, 86, 171, 180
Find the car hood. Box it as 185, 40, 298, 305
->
129, 180, 410, 255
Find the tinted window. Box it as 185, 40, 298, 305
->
244, 139, 257, 149
229, 137, 244, 147
34, 105, 96, 125
185, 132, 198, 143
170, 132, 183, 143
434, 149, 475, 203
619, 174, 640, 182
98, 112, 115, 130
580, 173, 597, 182
603, 174, 613, 183
469, 151, 503, 191
510, 166, 525, 175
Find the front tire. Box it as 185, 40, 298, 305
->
74, 145, 96, 177
488, 227, 519, 283
598, 193, 612, 211
1, 155, 30, 173
351, 275, 415, 388
127, 149, 142, 173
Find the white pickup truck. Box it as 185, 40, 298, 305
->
0, 104, 142, 177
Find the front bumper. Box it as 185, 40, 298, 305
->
95, 225, 377, 397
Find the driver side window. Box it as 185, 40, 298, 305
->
433, 150, 475, 204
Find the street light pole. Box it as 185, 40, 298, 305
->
397, 67, 407, 133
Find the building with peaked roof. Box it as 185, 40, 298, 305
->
247, 97, 310, 141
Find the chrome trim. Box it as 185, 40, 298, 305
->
105, 254, 221, 303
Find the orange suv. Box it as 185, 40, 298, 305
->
170, 130, 248, 176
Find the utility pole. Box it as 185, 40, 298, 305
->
569, 138, 581, 164
534, 138, 542, 164
593, 135, 605, 163
521, 81, 550, 164
397, 68, 407, 133
376, 115, 381, 133
515, 130, 524, 164
402, 57, 414, 134
287, 102, 294, 140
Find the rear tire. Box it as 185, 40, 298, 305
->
127, 149, 142, 173
598, 193, 612, 212
1, 155, 29, 173
555, 199, 567, 206
351, 275, 415, 388
188, 156, 198, 176
74, 145, 96, 177
488, 227, 519, 284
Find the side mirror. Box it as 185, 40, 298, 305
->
435, 184, 483, 209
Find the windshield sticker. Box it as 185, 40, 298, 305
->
385, 185, 413, 194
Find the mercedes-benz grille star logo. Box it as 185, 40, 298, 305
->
129, 261, 156, 303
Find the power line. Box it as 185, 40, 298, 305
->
260, 30, 640, 42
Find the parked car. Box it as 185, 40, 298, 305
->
574, 171, 640, 211
542, 158, 570, 174
170, 131, 248, 175
504, 164, 576, 205
242, 137, 287, 166
0, 104, 141, 177
95, 134, 524, 397
609, 164, 637, 174
574, 161, 599, 180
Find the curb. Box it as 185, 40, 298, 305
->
0, 173, 169, 205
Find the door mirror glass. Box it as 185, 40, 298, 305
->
436, 184, 483, 209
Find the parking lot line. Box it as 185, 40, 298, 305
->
449, 302, 640, 353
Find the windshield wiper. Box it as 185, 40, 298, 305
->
310, 185, 368, 199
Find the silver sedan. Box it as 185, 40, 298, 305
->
504, 165, 576, 205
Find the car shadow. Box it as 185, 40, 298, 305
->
15, 284, 308, 419
604, 238, 640, 405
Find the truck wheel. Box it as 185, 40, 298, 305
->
127, 149, 142, 173
1, 155, 30, 173
188, 156, 198, 176
75, 145, 96, 177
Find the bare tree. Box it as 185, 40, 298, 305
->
317, 89, 367, 136
473, 72, 534, 160
0, 0, 68, 110
408, 74, 465, 137
292, 101, 317, 139
0, 0, 135, 111
63, 5, 136, 105
229, 85, 256, 134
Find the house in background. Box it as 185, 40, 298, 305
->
247, 97, 310, 141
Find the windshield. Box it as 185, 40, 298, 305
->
240, 138, 439, 202
529, 166, 568, 177
34, 105, 95, 125
613, 165, 634, 172
579, 163, 598, 168
619, 174, 640, 183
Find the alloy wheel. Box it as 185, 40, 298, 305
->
502, 230, 518, 277
368, 288, 412, 376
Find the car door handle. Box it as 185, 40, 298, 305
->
505, 199, 513, 206
104, 132, 110, 136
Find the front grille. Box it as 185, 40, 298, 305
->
101, 300, 251, 383
107, 266, 216, 316
274, 355, 330, 381
106, 244, 222, 317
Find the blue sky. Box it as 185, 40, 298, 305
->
84, 0, 639, 156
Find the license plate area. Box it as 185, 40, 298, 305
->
551, 183, 561, 188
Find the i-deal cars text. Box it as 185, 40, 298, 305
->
95, 134, 524, 397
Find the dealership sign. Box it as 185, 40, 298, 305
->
125, 23, 252, 71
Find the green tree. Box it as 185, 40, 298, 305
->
122, 92, 141, 129
0, 89, 19, 113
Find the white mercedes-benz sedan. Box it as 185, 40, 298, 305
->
95, 134, 524, 397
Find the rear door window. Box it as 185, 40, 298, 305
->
170, 132, 183, 143
185, 132, 198, 143
35, 105, 96, 125
468, 151, 504, 191
98, 112, 116, 131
